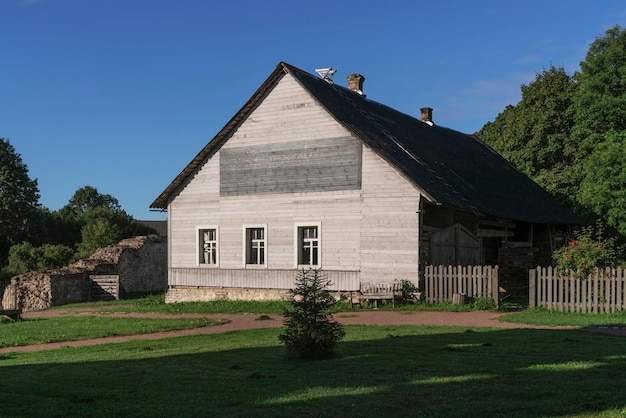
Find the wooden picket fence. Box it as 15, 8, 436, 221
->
529, 267, 626, 313
424, 265, 499, 307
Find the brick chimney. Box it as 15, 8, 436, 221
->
347, 74, 365, 95
420, 107, 434, 126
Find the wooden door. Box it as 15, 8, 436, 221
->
431, 224, 480, 266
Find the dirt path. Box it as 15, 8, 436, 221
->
0, 308, 587, 354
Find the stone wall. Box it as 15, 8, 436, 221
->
116, 237, 168, 293
2, 235, 167, 311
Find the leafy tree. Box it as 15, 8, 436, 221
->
571, 25, 626, 236
0, 138, 40, 265
572, 25, 626, 142
478, 66, 577, 206
578, 132, 626, 237
279, 269, 345, 360
55, 186, 122, 246
58, 186, 122, 221
75, 206, 125, 259
20, 206, 76, 247
59, 186, 156, 259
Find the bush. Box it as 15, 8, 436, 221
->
279, 269, 345, 360
398, 279, 418, 302
7, 242, 75, 275
471, 295, 497, 311
553, 221, 624, 278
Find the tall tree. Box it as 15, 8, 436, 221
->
572, 25, 626, 235
55, 186, 124, 247
478, 66, 577, 206
75, 207, 124, 259
578, 131, 626, 237
58, 186, 121, 222
0, 138, 40, 264
572, 25, 626, 141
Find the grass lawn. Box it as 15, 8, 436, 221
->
500, 308, 626, 327
1, 324, 625, 417
0, 316, 224, 348
1, 298, 626, 417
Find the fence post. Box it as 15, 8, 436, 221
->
492, 266, 499, 308
529, 268, 536, 308
615, 267, 626, 311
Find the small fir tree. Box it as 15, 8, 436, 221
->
279, 269, 345, 360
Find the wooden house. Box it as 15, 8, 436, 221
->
151, 62, 579, 302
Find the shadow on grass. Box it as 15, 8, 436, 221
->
0, 326, 625, 417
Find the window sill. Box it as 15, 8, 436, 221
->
245, 264, 268, 269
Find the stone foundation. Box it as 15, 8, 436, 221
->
165, 286, 292, 303
164, 286, 353, 303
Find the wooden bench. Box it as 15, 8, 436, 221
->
0, 309, 22, 321
352, 282, 402, 308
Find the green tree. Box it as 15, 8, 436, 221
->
59, 186, 122, 220
75, 206, 125, 259
56, 186, 122, 246
571, 25, 626, 236
59, 186, 155, 259
577, 132, 626, 236
279, 269, 345, 360
478, 66, 577, 207
572, 25, 626, 141
0, 138, 40, 265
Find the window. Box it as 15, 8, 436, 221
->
198, 228, 218, 266
296, 224, 321, 267
245, 226, 266, 266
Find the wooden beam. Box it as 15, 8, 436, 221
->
477, 220, 516, 229
476, 229, 514, 237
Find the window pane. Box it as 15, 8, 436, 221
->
298, 226, 319, 266
247, 227, 266, 265
200, 229, 217, 265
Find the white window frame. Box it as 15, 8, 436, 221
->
243, 224, 267, 268
197, 226, 219, 267
294, 222, 321, 268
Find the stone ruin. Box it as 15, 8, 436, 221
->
1, 235, 167, 312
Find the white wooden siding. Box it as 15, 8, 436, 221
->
170, 268, 360, 291
359, 143, 420, 282
168, 72, 421, 289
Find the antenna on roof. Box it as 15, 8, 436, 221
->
315, 67, 337, 84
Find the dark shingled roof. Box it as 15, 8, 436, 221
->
151, 62, 580, 225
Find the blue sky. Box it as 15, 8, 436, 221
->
2, 0, 625, 221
